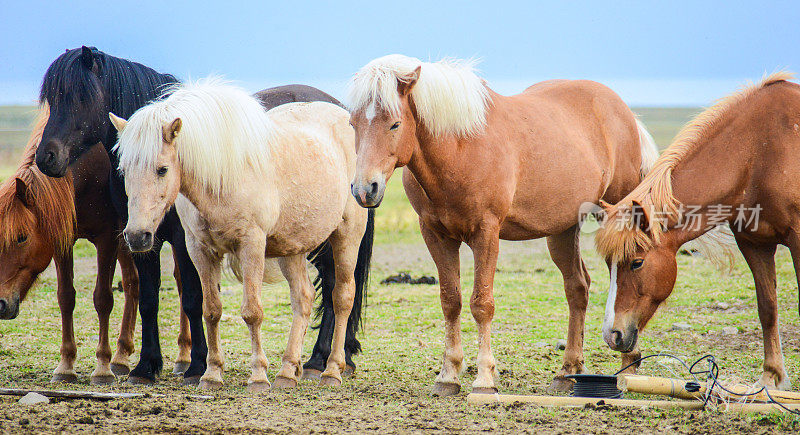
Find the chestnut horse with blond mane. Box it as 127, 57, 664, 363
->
596, 72, 799, 390
349, 54, 659, 394
0, 105, 139, 384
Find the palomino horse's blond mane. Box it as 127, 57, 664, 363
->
596, 71, 796, 264
0, 104, 75, 255
347, 54, 491, 137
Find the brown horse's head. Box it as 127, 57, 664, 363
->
349, 66, 421, 208
0, 178, 60, 319
596, 200, 681, 353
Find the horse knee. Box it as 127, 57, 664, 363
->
469, 297, 495, 323
241, 307, 263, 326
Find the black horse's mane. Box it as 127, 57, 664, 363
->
39, 47, 178, 119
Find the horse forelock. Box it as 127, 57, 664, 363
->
116, 78, 279, 196
348, 54, 491, 137
1, 105, 75, 255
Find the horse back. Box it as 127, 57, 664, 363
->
254, 85, 343, 111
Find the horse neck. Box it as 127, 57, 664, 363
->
663, 128, 751, 246
406, 125, 463, 203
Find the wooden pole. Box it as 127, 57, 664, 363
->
618, 374, 800, 404
466, 393, 800, 414
0, 388, 214, 402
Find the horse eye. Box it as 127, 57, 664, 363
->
390, 121, 401, 131
157, 166, 168, 176
16, 234, 27, 245
630, 259, 644, 270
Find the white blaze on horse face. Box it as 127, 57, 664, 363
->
602, 263, 618, 345
365, 102, 377, 123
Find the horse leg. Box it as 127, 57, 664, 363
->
52, 251, 78, 383
185, 237, 224, 390
466, 224, 501, 394
231, 235, 269, 392
89, 235, 118, 385
111, 245, 138, 376
274, 254, 315, 389
546, 224, 588, 393
736, 237, 788, 390
172, 257, 192, 375
319, 212, 364, 386
166, 218, 208, 385
127, 244, 164, 384
420, 223, 463, 397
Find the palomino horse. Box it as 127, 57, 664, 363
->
111, 79, 371, 391
349, 55, 658, 394
35, 47, 372, 383
0, 105, 139, 384
596, 72, 799, 390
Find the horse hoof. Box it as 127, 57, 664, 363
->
110, 363, 130, 376
272, 376, 297, 389
431, 382, 461, 397
343, 365, 356, 378
182, 375, 202, 386
51, 373, 78, 384
172, 361, 191, 375
301, 369, 322, 381
199, 379, 224, 390
319, 376, 341, 387
90, 375, 116, 385
471, 387, 499, 395
546, 376, 575, 394
127, 375, 155, 386
248, 381, 271, 393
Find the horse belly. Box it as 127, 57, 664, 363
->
266, 166, 350, 257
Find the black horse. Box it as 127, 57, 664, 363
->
35, 46, 373, 384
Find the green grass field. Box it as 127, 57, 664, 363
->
0, 105, 798, 433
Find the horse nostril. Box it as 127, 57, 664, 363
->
142, 232, 153, 245
611, 330, 623, 348
0, 299, 6, 314
369, 182, 379, 196
45, 150, 56, 165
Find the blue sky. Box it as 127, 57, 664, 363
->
1, 1, 798, 106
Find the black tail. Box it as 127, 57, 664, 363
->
304, 209, 375, 371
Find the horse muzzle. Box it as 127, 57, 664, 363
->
35, 140, 70, 178
0, 296, 21, 320
604, 325, 639, 353
351, 178, 385, 208
124, 229, 154, 253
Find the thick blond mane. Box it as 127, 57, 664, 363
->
115, 78, 280, 196
348, 54, 491, 137
596, 71, 795, 263
0, 104, 75, 255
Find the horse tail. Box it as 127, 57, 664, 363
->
636, 118, 659, 178
351, 208, 375, 339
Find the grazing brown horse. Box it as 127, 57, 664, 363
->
0, 105, 139, 384
596, 72, 799, 390
348, 54, 659, 394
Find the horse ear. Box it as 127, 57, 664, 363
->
14, 178, 29, 206
397, 66, 421, 96
109, 112, 128, 132
163, 118, 182, 144
80, 46, 94, 70
629, 200, 653, 234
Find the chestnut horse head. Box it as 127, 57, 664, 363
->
0, 106, 75, 318
347, 55, 490, 207
591, 73, 787, 353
